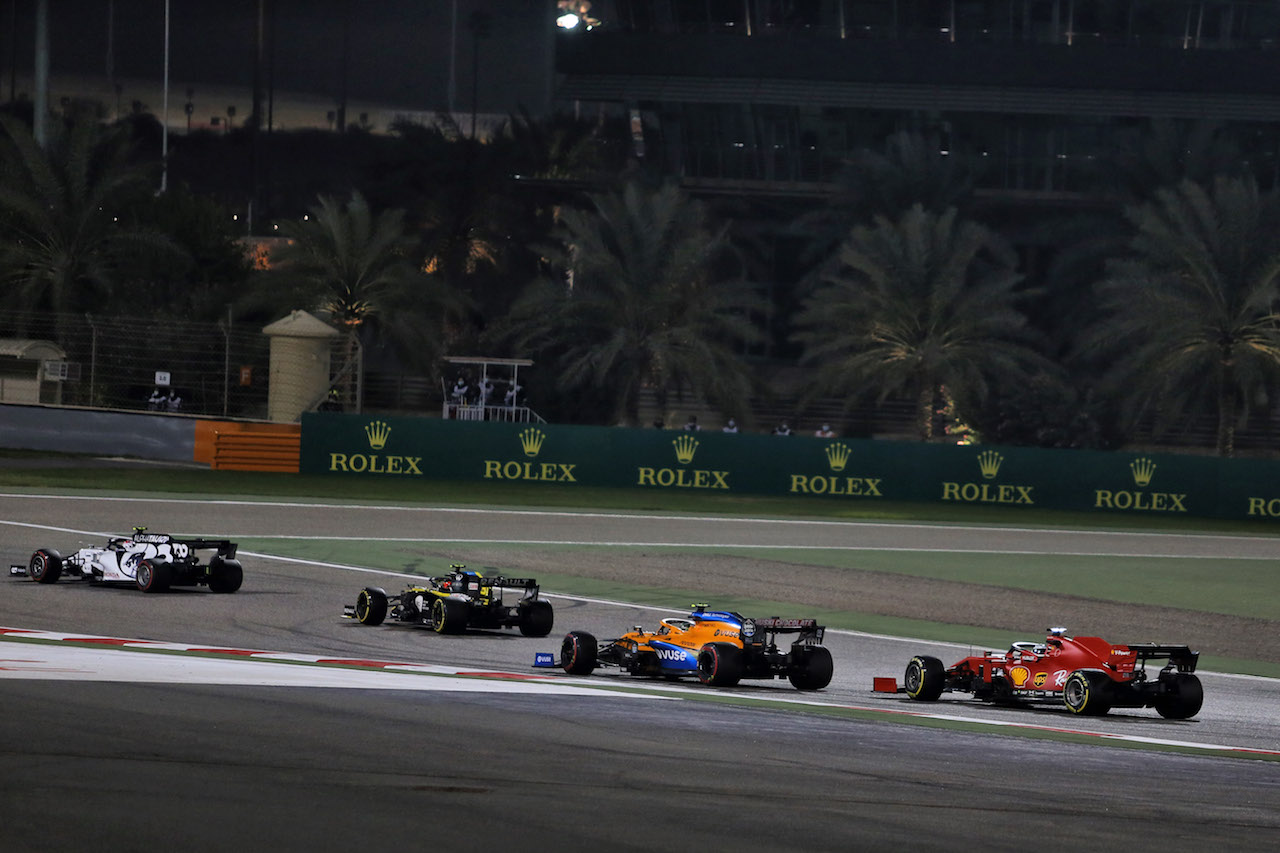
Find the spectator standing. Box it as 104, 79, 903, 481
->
815, 423, 835, 438
683, 415, 701, 431
772, 421, 792, 436
451, 375, 469, 405
147, 387, 165, 410
166, 389, 182, 412
505, 381, 522, 407
722, 418, 739, 433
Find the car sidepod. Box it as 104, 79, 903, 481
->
650, 641, 698, 674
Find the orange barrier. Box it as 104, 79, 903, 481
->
195, 420, 301, 472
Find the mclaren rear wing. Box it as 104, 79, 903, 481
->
746, 617, 825, 645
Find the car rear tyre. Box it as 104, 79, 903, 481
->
1155, 673, 1203, 720
904, 655, 945, 701
697, 643, 744, 687
207, 557, 243, 594
518, 599, 554, 637
136, 559, 172, 593
29, 549, 62, 584
1063, 670, 1113, 716
431, 597, 468, 634
788, 645, 834, 690
355, 587, 388, 625
561, 631, 598, 675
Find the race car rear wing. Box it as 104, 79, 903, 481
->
743, 617, 825, 645
480, 576, 537, 589
1127, 643, 1199, 673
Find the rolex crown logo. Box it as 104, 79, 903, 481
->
1130, 457, 1156, 487
519, 428, 546, 458
672, 434, 699, 464
364, 420, 391, 450
976, 450, 1004, 480
825, 442, 851, 472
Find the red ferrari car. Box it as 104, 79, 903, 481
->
888, 627, 1202, 719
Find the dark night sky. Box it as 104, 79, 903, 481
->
1, 0, 556, 114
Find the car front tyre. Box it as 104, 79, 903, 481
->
431, 597, 467, 634
696, 642, 744, 688
355, 587, 388, 625
1063, 670, 1113, 716
904, 655, 945, 701
136, 559, 172, 593
561, 630, 598, 675
29, 549, 62, 584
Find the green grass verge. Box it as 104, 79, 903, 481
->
7, 460, 1280, 533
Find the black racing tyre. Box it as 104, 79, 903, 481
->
696, 642, 744, 687
29, 549, 62, 584
1063, 670, 1113, 716
431, 597, 468, 634
517, 600, 555, 637
355, 587, 388, 625
904, 655, 945, 701
136, 559, 172, 593
561, 631, 598, 675
1155, 673, 1204, 720
788, 645, 834, 691
207, 557, 243, 594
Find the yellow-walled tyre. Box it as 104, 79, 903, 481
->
1063, 670, 1113, 716
355, 587, 388, 625
431, 597, 468, 634
904, 655, 945, 701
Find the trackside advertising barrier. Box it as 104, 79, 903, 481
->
299, 413, 1280, 522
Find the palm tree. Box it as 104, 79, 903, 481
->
1080, 176, 1280, 456
0, 115, 176, 334
794, 130, 982, 282
792, 204, 1047, 440
503, 180, 765, 425
272, 191, 462, 405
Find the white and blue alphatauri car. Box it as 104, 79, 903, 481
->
11, 527, 243, 593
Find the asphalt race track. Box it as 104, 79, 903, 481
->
1, 492, 1278, 853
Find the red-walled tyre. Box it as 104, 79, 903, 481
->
135, 559, 172, 593
697, 643, 743, 687
29, 549, 63, 584
561, 631, 598, 675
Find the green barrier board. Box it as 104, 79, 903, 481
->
300, 413, 1280, 522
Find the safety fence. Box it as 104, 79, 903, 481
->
0, 309, 444, 422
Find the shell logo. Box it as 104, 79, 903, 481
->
1009, 665, 1031, 687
